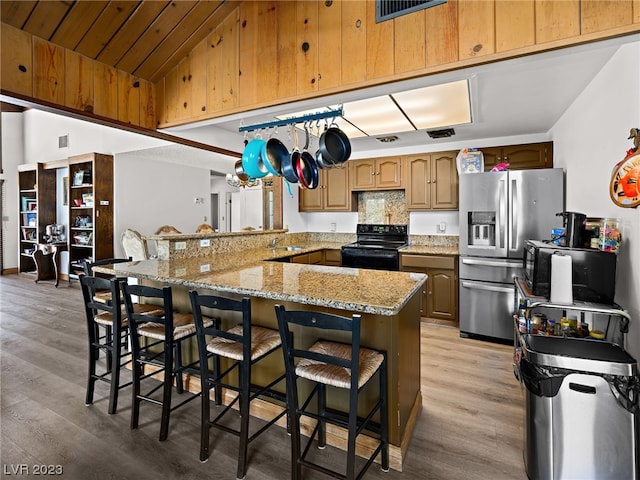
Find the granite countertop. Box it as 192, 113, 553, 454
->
400, 245, 459, 255
95, 242, 426, 316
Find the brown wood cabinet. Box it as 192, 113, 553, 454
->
17, 163, 56, 275
299, 167, 355, 212
291, 250, 324, 265
350, 157, 402, 191
323, 249, 341, 266
405, 151, 458, 210
481, 142, 553, 170
67, 153, 114, 279
400, 254, 458, 325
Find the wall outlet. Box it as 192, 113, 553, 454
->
175, 241, 186, 250
437, 222, 446, 233
200, 239, 210, 247
200, 264, 210, 273
330, 222, 337, 232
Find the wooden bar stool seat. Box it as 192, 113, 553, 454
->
275, 305, 389, 480
80, 275, 158, 415
123, 282, 210, 441
189, 291, 287, 480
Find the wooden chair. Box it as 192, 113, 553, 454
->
155, 225, 181, 234
195, 223, 215, 233
189, 291, 287, 479
274, 305, 389, 480
121, 229, 150, 261
80, 275, 161, 414
122, 282, 207, 441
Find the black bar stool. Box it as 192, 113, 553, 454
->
122, 282, 206, 441
80, 275, 161, 414
189, 291, 287, 480
274, 305, 389, 480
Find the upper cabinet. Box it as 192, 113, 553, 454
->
299, 167, 355, 212
405, 151, 458, 211
481, 142, 553, 170
350, 157, 402, 191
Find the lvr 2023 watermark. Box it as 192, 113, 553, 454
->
3, 464, 63, 475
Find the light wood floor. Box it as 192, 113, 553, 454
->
0, 273, 527, 479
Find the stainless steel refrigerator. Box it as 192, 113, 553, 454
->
458, 169, 564, 340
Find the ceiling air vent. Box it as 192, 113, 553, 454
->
427, 128, 455, 139
376, 0, 447, 23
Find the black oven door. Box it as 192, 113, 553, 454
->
341, 246, 399, 271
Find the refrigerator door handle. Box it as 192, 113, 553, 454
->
461, 280, 514, 294
461, 258, 522, 268
511, 177, 518, 251
499, 179, 506, 249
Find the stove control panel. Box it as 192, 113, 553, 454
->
356, 224, 407, 235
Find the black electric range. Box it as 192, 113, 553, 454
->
341, 224, 408, 271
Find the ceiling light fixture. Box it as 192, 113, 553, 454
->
376, 135, 399, 143
272, 79, 472, 140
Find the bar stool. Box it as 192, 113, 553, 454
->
83, 257, 132, 304
80, 275, 161, 414
122, 282, 207, 441
274, 305, 389, 480
189, 291, 287, 480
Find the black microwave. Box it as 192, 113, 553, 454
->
523, 240, 617, 304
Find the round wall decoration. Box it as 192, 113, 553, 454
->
610, 150, 640, 208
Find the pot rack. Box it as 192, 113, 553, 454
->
238, 106, 343, 133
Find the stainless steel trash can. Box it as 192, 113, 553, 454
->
519, 335, 639, 480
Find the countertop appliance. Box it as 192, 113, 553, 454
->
459, 169, 564, 340
518, 335, 638, 480
524, 240, 617, 304
44, 224, 65, 243
341, 224, 408, 271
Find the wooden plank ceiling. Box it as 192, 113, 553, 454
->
0, 0, 239, 83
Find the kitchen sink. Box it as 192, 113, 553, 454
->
273, 246, 305, 251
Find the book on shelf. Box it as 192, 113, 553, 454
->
21, 196, 36, 211
23, 212, 37, 227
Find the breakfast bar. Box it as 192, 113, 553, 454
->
95, 245, 426, 471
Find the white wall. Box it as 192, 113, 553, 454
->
114, 153, 212, 257
1, 112, 25, 270
22, 109, 170, 162
551, 41, 640, 359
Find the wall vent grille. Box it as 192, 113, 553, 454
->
427, 128, 455, 139
376, 0, 447, 23
58, 134, 69, 149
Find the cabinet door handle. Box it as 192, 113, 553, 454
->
461, 280, 513, 293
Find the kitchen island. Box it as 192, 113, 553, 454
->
95, 246, 426, 471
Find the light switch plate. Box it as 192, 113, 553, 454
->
200, 239, 210, 247
200, 264, 210, 273
175, 241, 186, 250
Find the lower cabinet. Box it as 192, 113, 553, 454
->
291, 250, 324, 264
400, 254, 458, 325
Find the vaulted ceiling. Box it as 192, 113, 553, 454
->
0, 0, 238, 83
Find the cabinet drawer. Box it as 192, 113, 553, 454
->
401, 254, 455, 270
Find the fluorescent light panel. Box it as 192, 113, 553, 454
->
342, 95, 414, 135
271, 79, 471, 138
393, 80, 471, 129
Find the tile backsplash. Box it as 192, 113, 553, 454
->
357, 190, 408, 225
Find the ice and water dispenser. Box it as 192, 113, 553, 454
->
467, 211, 496, 247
